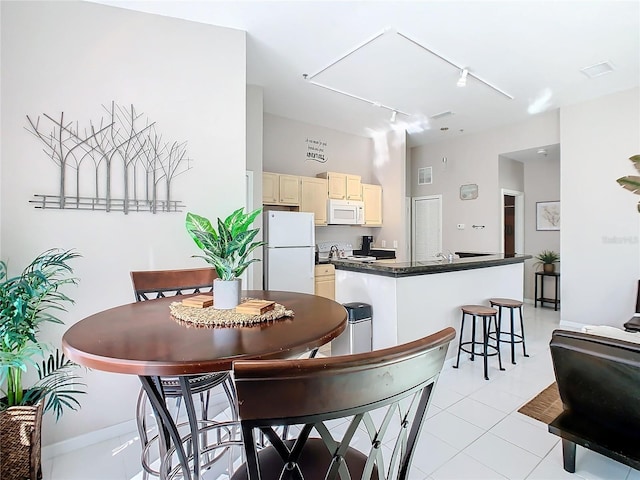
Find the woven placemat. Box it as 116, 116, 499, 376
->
169, 298, 294, 328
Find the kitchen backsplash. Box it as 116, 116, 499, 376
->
315, 225, 377, 251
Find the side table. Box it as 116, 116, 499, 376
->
535, 271, 560, 311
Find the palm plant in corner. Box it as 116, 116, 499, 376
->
617, 154, 640, 212
0, 249, 85, 480
186, 207, 265, 309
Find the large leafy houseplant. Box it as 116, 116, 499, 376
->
185, 207, 265, 280
0, 249, 85, 421
616, 154, 640, 213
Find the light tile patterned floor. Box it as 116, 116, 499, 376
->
43, 306, 640, 480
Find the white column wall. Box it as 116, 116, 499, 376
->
1, 1, 246, 444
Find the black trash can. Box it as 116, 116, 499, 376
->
332, 302, 372, 355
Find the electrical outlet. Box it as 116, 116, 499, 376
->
381, 240, 386, 247
457, 223, 465, 230
393, 240, 398, 248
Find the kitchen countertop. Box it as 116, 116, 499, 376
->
331, 253, 531, 278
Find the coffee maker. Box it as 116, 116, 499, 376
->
361, 235, 374, 255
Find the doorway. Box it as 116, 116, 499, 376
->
412, 195, 442, 261
501, 189, 524, 254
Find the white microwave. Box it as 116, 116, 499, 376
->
327, 199, 365, 225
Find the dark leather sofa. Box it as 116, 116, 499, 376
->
549, 329, 640, 472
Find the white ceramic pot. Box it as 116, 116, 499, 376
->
213, 278, 241, 309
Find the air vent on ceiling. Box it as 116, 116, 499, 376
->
418, 167, 433, 185
430, 111, 454, 120
580, 61, 615, 79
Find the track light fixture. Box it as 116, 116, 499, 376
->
457, 68, 469, 88
390, 110, 397, 122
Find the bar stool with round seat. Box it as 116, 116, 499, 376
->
454, 305, 504, 380
489, 297, 529, 365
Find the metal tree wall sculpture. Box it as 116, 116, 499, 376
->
26, 102, 191, 214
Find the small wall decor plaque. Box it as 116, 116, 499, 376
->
460, 184, 478, 200
26, 102, 191, 214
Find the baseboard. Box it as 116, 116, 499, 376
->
42, 419, 137, 461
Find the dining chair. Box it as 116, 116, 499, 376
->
130, 267, 238, 479
229, 326, 455, 480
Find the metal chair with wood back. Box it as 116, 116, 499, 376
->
229, 327, 455, 480
130, 267, 237, 479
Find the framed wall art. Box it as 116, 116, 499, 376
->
536, 201, 560, 231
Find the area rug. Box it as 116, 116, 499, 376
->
518, 382, 563, 424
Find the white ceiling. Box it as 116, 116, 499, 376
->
91, 0, 640, 147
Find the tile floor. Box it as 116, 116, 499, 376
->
42, 306, 640, 480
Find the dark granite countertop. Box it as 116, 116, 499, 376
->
331, 253, 531, 278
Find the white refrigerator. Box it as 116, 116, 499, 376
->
264, 211, 315, 294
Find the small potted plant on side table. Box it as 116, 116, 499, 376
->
185, 207, 265, 309
534, 250, 560, 273
0, 249, 85, 480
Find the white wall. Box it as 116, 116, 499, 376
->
560, 87, 640, 326
371, 129, 409, 260
247, 85, 264, 288
499, 157, 524, 192
411, 111, 560, 255
523, 154, 561, 300
263, 113, 380, 250
1, 1, 246, 445
263, 113, 373, 180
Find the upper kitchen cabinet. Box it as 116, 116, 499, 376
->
316, 172, 362, 201
263, 172, 300, 205
300, 176, 328, 225
362, 183, 383, 226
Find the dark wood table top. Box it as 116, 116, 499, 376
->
62, 290, 347, 376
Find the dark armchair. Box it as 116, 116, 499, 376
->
549, 329, 640, 473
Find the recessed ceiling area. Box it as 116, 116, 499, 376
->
306, 29, 513, 123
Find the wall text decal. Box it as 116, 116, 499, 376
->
305, 137, 327, 163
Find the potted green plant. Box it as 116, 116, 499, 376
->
616, 154, 640, 212
185, 207, 265, 309
0, 248, 85, 479
534, 250, 560, 273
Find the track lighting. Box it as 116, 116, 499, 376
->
457, 68, 468, 88
390, 110, 397, 122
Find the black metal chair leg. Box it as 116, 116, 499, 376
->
454, 311, 466, 368
509, 307, 516, 364
519, 306, 529, 357
495, 314, 505, 371
470, 314, 476, 362
482, 316, 489, 380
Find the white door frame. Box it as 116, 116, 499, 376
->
411, 195, 442, 261
500, 188, 524, 254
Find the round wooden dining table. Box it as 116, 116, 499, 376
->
62, 290, 347, 480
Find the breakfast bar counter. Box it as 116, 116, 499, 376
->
331, 253, 529, 278
332, 253, 531, 354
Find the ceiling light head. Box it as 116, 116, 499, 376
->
456, 68, 469, 87
537, 148, 548, 156
390, 110, 397, 122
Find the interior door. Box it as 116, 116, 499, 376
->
412, 195, 442, 261
504, 194, 515, 255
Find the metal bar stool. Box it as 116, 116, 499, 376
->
454, 305, 504, 380
489, 298, 529, 364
